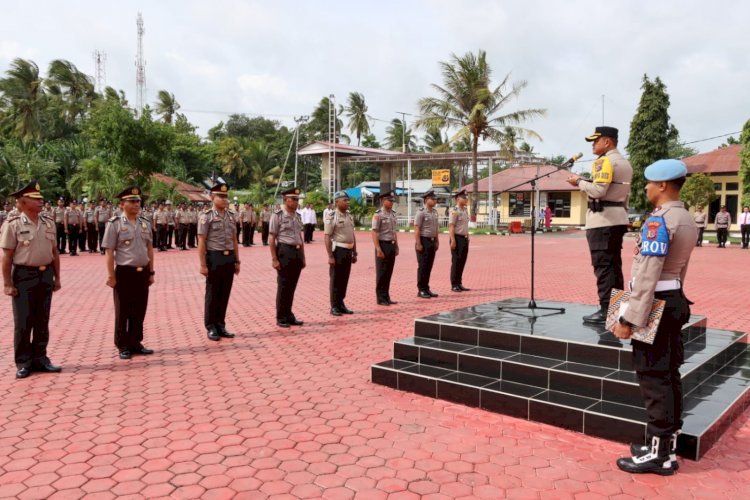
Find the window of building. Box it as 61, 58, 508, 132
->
714, 183, 722, 191
509, 192, 531, 217
726, 182, 739, 191
547, 192, 571, 218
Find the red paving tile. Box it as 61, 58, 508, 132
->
1, 230, 750, 498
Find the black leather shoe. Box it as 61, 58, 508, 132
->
15, 367, 31, 379
340, 306, 354, 315
387, 299, 398, 305
330, 308, 343, 316
277, 320, 290, 328
119, 350, 132, 360
418, 291, 432, 299
582, 309, 607, 324
459, 285, 471, 291
207, 329, 221, 341
134, 346, 154, 355
377, 300, 390, 306
451, 285, 462, 292
288, 318, 304, 326
34, 362, 62, 372
218, 329, 235, 338
428, 290, 439, 298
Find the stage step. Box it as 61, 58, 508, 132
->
372, 299, 750, 460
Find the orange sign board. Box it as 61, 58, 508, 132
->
432, 169, 450, 186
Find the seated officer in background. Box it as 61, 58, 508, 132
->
198, 182, 240, 341
269, 188, 306, 327
102, 187, 155, 360
0, 181, 62, 379
566, 126, 633, 324
612, 159, 697, 476
325, 191, 357, 316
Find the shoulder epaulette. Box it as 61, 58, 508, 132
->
202, 208, 211, 214
109, 216, 118, 222
39, 213, 53, 222
419, 207, 425, 211
6, 214, 20, 223
274, 209, 283, 215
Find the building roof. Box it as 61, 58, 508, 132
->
297, 141, 400, 157
152, 173, 211, 202
460, 164, 577, 193
683, 144, 743, 175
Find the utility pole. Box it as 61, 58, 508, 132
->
396, 111, 408, 152
293, 115, 309, 188
92, 50, 107, 94
135, 13, 146, 116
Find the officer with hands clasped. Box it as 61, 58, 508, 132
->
325, 191, 357, 316
372, 189, 399, 306
415, 189, 440, 298
612, 159, 697, 476
269, 187, 306, 328
0, 181, 62, 379
449, 189, 471, 292
102, 187, 155, 360
198, 182, 240, 341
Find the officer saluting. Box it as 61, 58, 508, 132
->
269, 187, 305, 327
567, 126, 633, 324
325, 191, 357, 316
0, 181, 62, 379
612, 160, 697, 475
372, 189, 399, 305
102, 187, 155, 360
198, 182, 239, 341
449, 189, 471, 292
415, 189, 439, 298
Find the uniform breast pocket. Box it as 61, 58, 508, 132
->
17, 231, 35, 244
45, 230, 56, 241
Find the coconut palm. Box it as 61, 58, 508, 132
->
345, 92, 370, 146
385, 118, 416, 152
154, 90, 180, 124
416, 50, 546, 217
46, 59, 96, 124
217, 136, 248, 178
0, 58, 46, 143
245, 140, 282, 191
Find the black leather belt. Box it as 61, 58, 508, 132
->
117, 265, 146, 272
279, 243, 302, 249
208, 250, 234, 256
421, 236, 436, 241
379, 240, 396, 244
589, 200, 625, 207
15, 264, 51, 271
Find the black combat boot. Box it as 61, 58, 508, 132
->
629, 430, 681, 471
582, 302, 608, 324
617, 435, 676, 476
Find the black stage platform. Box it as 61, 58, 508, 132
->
371, 298, 750, 460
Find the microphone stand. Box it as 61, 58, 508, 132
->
497, 162, 578, 317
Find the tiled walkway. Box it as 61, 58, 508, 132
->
1, 230, 748, 499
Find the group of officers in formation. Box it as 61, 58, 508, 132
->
0, 126, 713, 477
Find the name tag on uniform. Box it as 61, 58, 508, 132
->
640, 215, 669, 256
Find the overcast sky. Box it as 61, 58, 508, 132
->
2, 0, 748, 170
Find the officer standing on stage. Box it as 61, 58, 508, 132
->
198, 182, 240, 341
325, 191, 357, 316
612, 159, 696, 476
372, 190, 399, 306
261, 204, 271, 245
64, 199, 83, 256
95, 199, 112, 255
269, 188, 306, 327
102, 187, 155, 360
567, 126, 633, 324
449, 189, 471, 292
1, 181, 62, 379
415, 190, 440, 298
53, 197, 66, 254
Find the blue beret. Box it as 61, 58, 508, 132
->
644, 159, 687, 182
334, 191, 349, 200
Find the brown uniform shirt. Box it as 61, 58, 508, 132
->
187, 209, 198, 224
623, 201, 697, 327
372, 208, 397, 242
449, 206, 469, 237
101, 215, 152, 267
415, 208, 439, 238
693, 211, 706, 228
261, 210, 271, 223
95, 206, 112, 223
0, 210, 6, 230
714, 211, 731, 228
578, 148, 633, 229
154, 209, 169, 225
84, 208, 96, 224
0, 213, 56, 266
269, 209, 304, 245
198, 209, 236, 251
65, 207, 83, 225
324, 209, 355, 244
53, 206, 65, 224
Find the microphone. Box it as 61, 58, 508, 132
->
561, 152, 583, 169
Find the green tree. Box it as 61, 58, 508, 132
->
720, 136, 740, 148
304, 96, 348, 143
345, 92, 370, 146
66, 157, 122, 201
681, 173, 718, 209
739, 119, 750, 207
154, 90, 180, 124
625, 75, 677, 210
46, 59, 96, 126
0, 58, 46, 143
384, 118, 416, 152
0, 141, 58, 199
361, 133, 381, 149
667, 133, 698, 159
216, 136, 248, 179
417, 50, 546, 218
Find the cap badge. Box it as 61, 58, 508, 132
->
35, 183, 41, 191
220, 185, 228, 192
131, 188, 139, 195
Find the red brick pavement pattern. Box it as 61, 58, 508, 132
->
1, 230, 749, 499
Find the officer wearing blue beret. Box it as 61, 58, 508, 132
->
612, 159, 697, 475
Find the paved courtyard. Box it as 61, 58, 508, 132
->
1, 229, 748, 499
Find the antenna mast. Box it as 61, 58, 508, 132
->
135, 13, 147, 115
92, 50, 107, 94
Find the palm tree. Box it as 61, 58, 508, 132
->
345, 92, 370, 146
245, 140, 282, 192
0, 58, 46, 143
216, 136, 248, 178
67, 157, 121, 201
416, 50, 546, 218
424, 125, 450, 153
385, 118, 416, 152
306, 96, 349, 143
155, 90, 180, 124
46, 59, 96, 124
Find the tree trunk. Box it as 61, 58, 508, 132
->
470, 136, 479, 222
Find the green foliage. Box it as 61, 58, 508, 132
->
667, 134, 698, 159
303, 190, 331, 213
720, 136, 740, 148
149, 179, 189, 204
347, 197, 374, 225
681, 173, 718, 209
625, 75, 677, 210
154, 90, 180, 124
345, 92, 370, 146
0, 141, 59, 199
739, 119, 750, 207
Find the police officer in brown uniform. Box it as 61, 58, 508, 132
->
53, 198, 67, 253
567, 126, 633, 324
198, 182, 240, 341
154, 202, 169, 251
102, 187, 155, 360
95, 199, 112, 254
1, 181, 62, 379
261, 204, 271, 245
612, 160, 696, 475
693, 206, 706, 247
269, 188, 306, 327
187, 203, 198, 248
372, 190, 399, 305
176, 203, 189, 250
415, 189, 440, 298
449, 189, 471, 292
714, 205, 731, 248
84, 201, 98, 252
325, 191, 357, 316
64, 199, 83, 256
